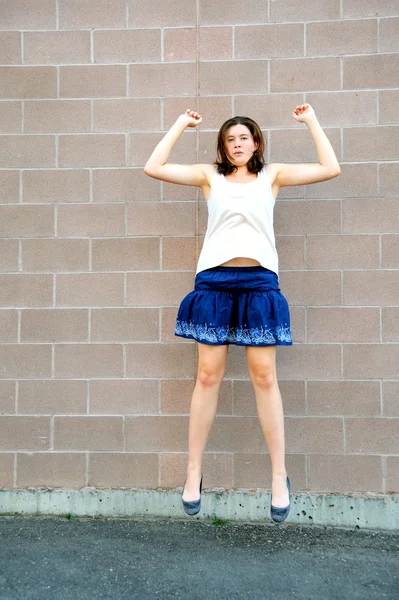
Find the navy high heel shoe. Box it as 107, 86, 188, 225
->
270, 475, 291, 523
181, 473, 203, 515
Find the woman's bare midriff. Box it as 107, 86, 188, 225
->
219, 257, 261, 267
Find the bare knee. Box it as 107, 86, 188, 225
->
196, 343, 227, 388
250, 365, 278, 391
197, 364, 224, 388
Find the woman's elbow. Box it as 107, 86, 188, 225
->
330, 165, 341, 178
144, 164, 155, 177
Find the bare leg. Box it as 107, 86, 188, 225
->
246, 345, 289, 508
182, 342, 228, 501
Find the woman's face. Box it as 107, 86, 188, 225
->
224, 124, 258, 166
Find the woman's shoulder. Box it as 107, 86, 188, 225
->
263, 164, 281, 201
197, 165, 218, 202
197, 164, 218, 185
264, 163, 279, 185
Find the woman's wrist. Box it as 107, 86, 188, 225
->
175, 114, 190, 129
304, 116, 320, 128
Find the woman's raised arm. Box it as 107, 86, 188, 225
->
144, 109, 208, 187
272, 104, 341, 188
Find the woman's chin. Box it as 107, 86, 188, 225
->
230, 156, 248, 165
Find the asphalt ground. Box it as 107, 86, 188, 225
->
0, 516, 398, 600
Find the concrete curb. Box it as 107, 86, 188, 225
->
1, 488, 398, 531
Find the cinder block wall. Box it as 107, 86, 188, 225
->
0, 1, 398, 495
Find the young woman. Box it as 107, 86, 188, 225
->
144, 104, 340, 522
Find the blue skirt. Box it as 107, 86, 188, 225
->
174, 266, 293, 347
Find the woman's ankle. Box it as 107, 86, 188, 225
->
272, 470, 287, 479
187, 464, 201, 472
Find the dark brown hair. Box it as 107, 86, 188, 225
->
214, 116, 266, 175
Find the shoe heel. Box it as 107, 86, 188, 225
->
270, 475, 291, 523
182, 474, 203, 516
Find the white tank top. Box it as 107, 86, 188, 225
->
196, 166, 279, 275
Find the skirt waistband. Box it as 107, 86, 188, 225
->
203, 266, 275, 273
195, 266, 280, 292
